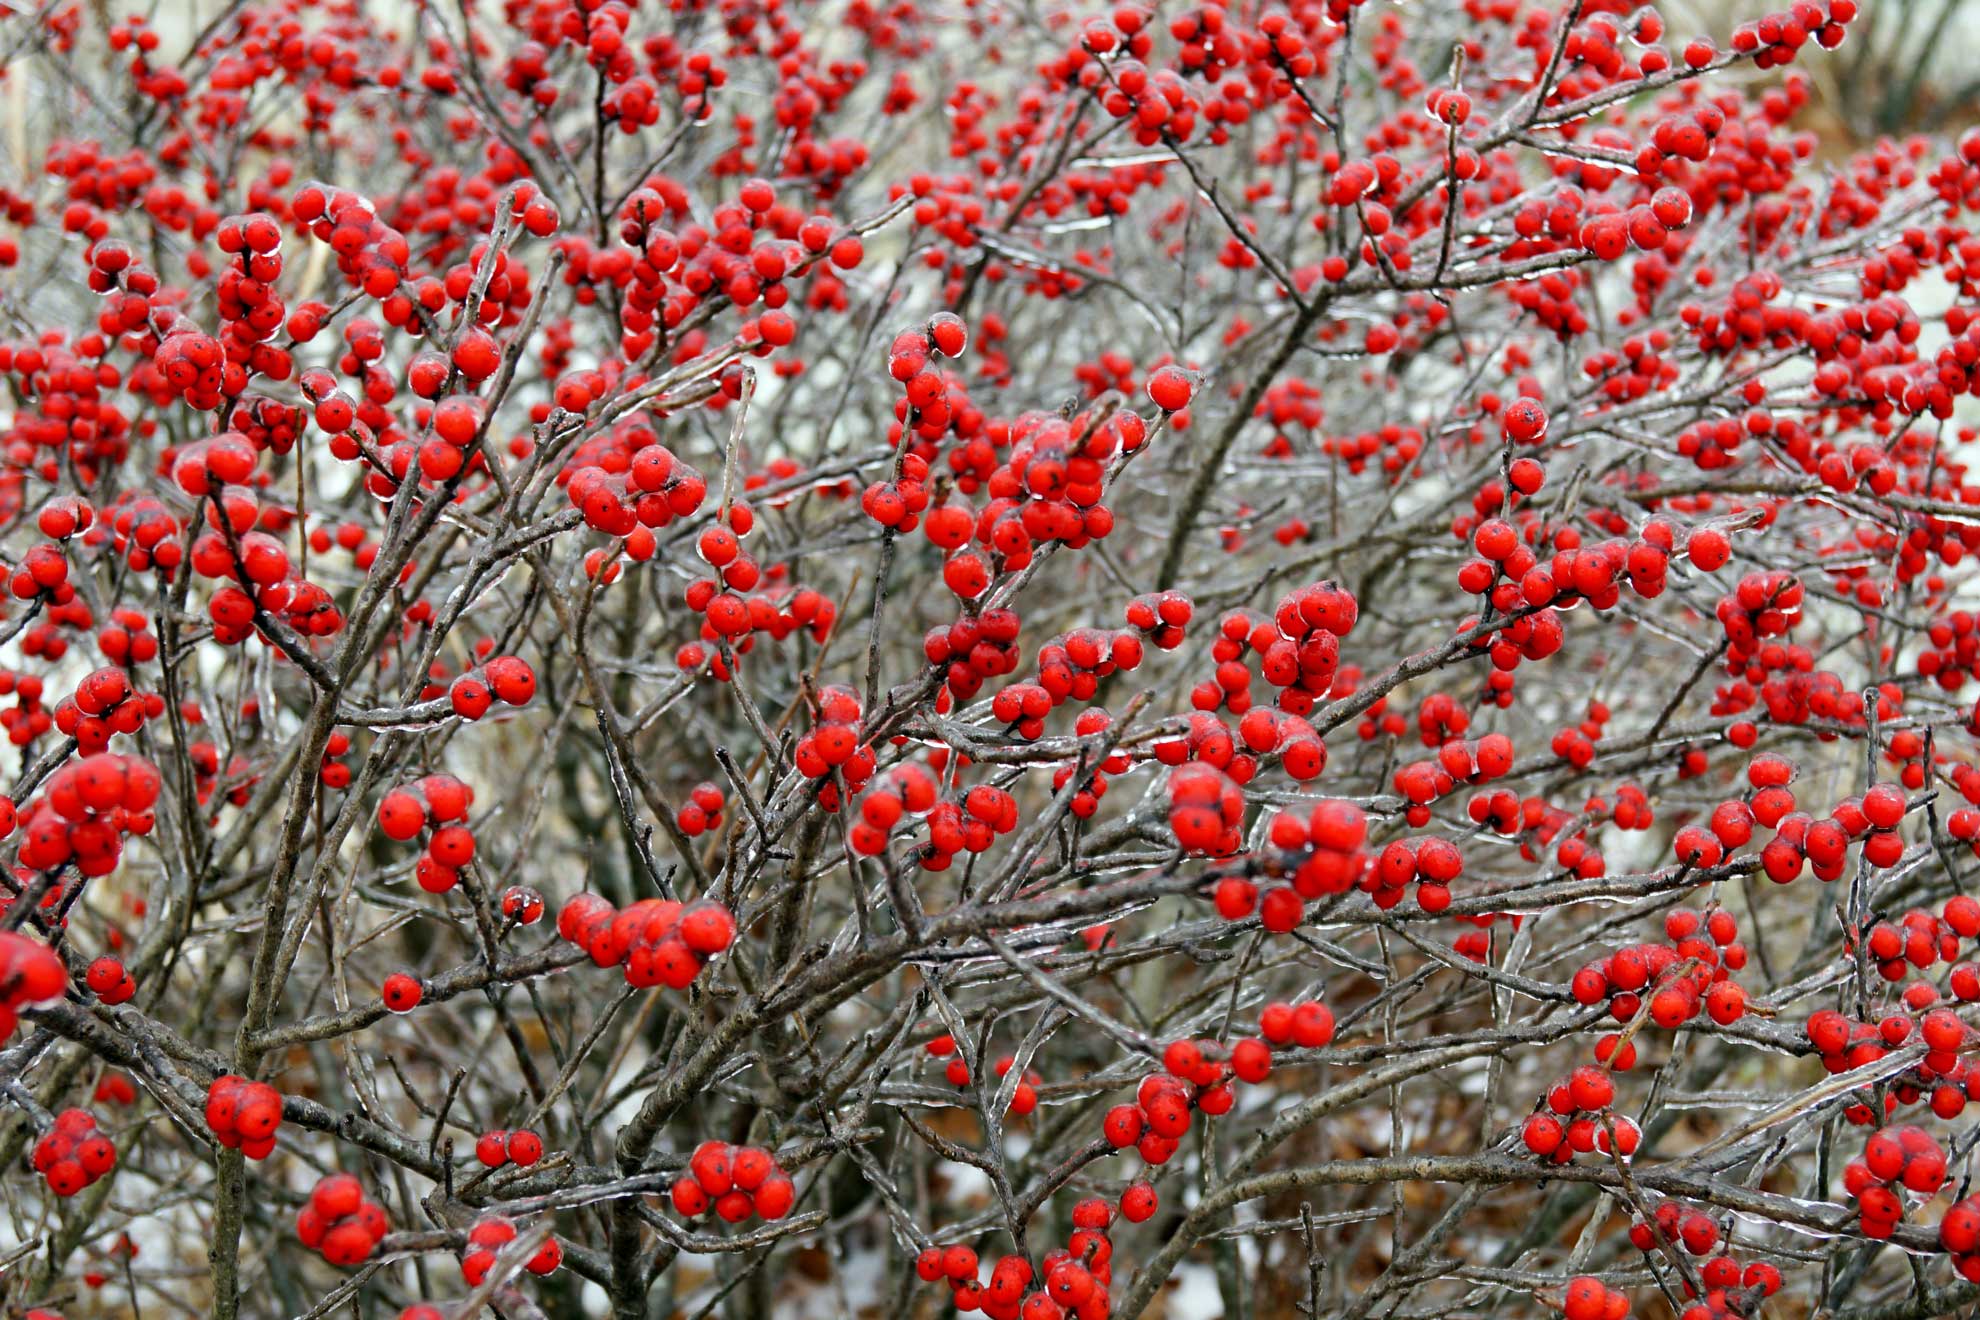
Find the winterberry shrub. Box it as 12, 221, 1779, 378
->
1, 1, 1978, 1318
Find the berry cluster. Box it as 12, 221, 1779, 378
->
1166, 763, 1246, 858
20, 752, 159, 876
55, 667, 152, 753
1520, 1066, 1641, 1162
1100, 1047, 1250, 1168
675, 781, 726, 835
84, 956, 135, 1005
563, 430, 708, 543
32, 1109, 115, 1197
848, 763, 939, 855
499, 885, 545, 926
1846, 1125, 1947, 1236
668, 1141, 796, 1222
375, 775, 477, 893
1569, 916, 1750, 1033
915, 785, 1021, 870
460, 1214, 562, 1283
295, 1174, 390, 1266
793, 685, 876, 798
204, 1075, 285, 1161
473, 1128, 544, 1169
445, 654, 537, 721
915, 1200, 1136, 1320
555, 894, 736, 988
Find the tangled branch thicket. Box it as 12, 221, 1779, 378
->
8, 0, 1980, 1317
